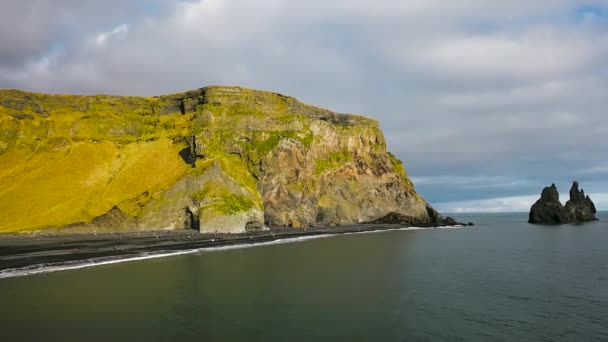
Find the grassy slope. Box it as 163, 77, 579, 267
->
0, 140, 189, 232
0, 90, 191, 232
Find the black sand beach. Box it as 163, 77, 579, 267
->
0, 224, 420, 272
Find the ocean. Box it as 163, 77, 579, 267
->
1, 212, 607, 341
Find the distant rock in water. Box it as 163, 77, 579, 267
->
529, 184, 569, 224
564, 181, 598, 223
366, 209, 469, 227
529, 182, 598, 225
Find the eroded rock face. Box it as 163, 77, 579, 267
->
529, 182, 598, 225
189, 87, 439, 229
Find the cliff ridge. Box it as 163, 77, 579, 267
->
0, 85, 443, 233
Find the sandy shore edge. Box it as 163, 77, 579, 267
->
0, 224, 451, 272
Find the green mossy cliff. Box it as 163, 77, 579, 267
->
0, 86, 442, 233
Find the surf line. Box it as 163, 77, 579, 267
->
0, 225, 470, 279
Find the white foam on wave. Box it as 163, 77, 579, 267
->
0, 234, 332, 280
346, 225, 471, 234
0, 225, 471, 279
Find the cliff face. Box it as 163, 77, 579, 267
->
0, 86, 441, 233
529, 182, 597, 225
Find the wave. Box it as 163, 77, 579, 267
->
344, 225, 471, 234
0, 234, 332, 280
0, 225, 471, 279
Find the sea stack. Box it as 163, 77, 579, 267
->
529, 182, 598, 224
528, 184, 570, 224
564, 181, 598, 223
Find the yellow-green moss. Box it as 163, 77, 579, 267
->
387, 152, 418, 195
0, 95, 192, 151
387, 152, 407, 179
315, 149, 353, 175
196, 182, 255, 215
0, 139, 189, 232
243, 130, 313, 156
214, 154, 262, 205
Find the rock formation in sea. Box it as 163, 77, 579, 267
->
0, 86, 449, 233
528, 184, 570, 224
529, 182, 598, 224
564, 181, 598, 223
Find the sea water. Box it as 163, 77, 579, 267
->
0, 212, 607, 341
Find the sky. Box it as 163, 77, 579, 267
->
1, 0, 608, 213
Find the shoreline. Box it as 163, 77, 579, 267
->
0, 224, 461, 275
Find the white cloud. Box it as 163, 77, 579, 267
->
400, 28, 604, 84
411, 175, 532, 189
94, 24, 128, 47
437, 191, 608, 213
435, 194, 539, 213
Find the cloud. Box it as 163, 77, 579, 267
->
435, 195, 539, 213
94, 24, 129, 47
397, 26, 607, 86
0, 0, 174, 67
1, 0, 608, 212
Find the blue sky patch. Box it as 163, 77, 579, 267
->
574, 4, 608, 20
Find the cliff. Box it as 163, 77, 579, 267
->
0, 86, 442, 233
529, 182, 597, 224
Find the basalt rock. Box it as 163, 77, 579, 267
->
443, 217, 467, 226
366, 209, 465, 227
529, 184, 569, 224
564, 181, 598, 223
529, 182, 598, 225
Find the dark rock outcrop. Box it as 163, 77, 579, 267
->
564, 182, 598, 223
529, 182, 598, 225
366, 212, 430, 226
366, 212, 470, 227
529, 184, 569, 224
443, 217, 469, 226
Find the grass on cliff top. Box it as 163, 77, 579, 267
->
0, 139, 190, 232
0, 88, 194, 153
200, 85, 378, 125
0, 104, 192, 156
0, 89, 182, 117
